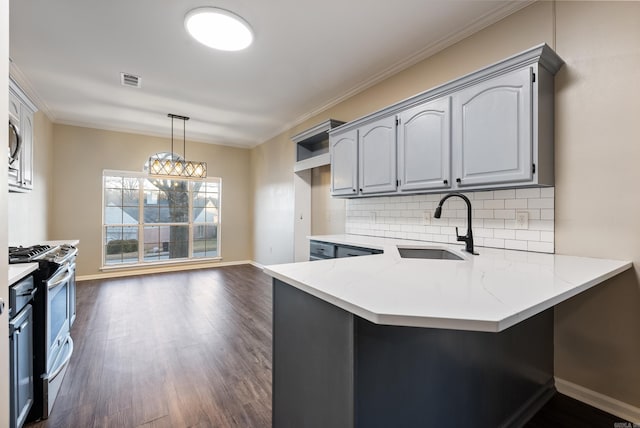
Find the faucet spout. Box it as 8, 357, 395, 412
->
434, 192, 478, 255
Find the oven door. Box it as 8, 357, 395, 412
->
46, 265, 71, 373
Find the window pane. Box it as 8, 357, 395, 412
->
144, 179, 188, 224
104, 176, 122, 189
104, 226, 138, 265
193, 225, 218, 258
143, 225, 189, 261
103, 173, 220, 267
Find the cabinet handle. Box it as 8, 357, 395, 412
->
456, 178, 461, 183
443, 180, 448, 185
359, 188, 363, 192
352, 188, 356, 192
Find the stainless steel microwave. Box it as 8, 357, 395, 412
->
8, 118, 21, 167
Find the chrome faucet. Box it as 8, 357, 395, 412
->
434, 192, 478, 255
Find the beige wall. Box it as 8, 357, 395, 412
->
553, 1, 640, 405
249, 133, 295, 265
8, 111, 53, 244
250, 1, 640, 407
1, 0, 10, 424
51, 124, 252, 277
311, 165, 345, 235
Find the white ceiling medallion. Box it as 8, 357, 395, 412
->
184, 7, 254, 51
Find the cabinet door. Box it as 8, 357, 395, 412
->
19, 107, 34, 190
9, 91, 20, 122
453, 67, 533, 187
398, 97, 451, 191
358, 116, 397, 194
330, 129, 358, 196
10, 305, 34, 428
8, 92, 21, 188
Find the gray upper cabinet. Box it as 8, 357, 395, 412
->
328, 44, 563, 198
330, 129, 358, 196
397, 97, 451, 192
358, 116, 397, 194
8, 80, 37, 193
453, 67, 533, 187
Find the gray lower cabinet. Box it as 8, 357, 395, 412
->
330, 129, 358, 196
273, 279, 555, 428
309, 240, 382, 260
358, 116, 397, 194
9, 304, 34, 428
397, 97, 451, 192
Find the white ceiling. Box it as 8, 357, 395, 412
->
9, 0, 532, 148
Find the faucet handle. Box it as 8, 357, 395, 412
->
455, 227, 466, 241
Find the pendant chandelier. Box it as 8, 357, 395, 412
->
148, 114, 207, 178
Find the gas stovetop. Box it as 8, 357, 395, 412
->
9, 244, 55, 263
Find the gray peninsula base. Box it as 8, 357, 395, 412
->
272, 279, 555, 428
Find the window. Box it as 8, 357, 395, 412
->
103, 170, 221, 267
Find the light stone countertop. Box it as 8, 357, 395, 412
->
9, 263, 39, 285
264, 234, 632, 332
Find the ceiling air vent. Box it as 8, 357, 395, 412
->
120, 72, 142, 88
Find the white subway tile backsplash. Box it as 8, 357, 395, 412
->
528, 198, 554, 209
541, 209, 554, 220
494, 189, 515, 199
515, 230, 540, 241
494, 209, 516, 219
505, 240, 528, 251
528, 241, 554, 253
345, 188, 555, 253
483, 219, 505, 229
494, 229, 516, 240
475, 191, 495, 200
505, 198, 527, 209
483, 199, 505, 209
540, 187, 554, 198
516, 188, 540, 199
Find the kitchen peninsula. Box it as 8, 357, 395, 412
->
264, 235, 631, 427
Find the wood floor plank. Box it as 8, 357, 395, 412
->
26, 265, 273, 428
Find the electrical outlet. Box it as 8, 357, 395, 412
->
516, 211, 529, 229
423, 210, 431, 225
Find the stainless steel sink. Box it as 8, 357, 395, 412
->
397, 247, 464, 261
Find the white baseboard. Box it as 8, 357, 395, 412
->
555, 377, 640, 423
249, 260, 264, 269
77, 260, 256, 281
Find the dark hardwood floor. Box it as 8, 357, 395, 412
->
26, 264, 628, 427
28, 264, 272, 428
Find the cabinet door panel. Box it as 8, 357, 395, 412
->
358, 116, 397, 194
398, 97, 451, 191
9, 92, 20, 122
330, 129, 358, 196
20, 108, 34, 189
454, 67, 533, 187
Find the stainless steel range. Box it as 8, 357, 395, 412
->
8, 243, 78, 423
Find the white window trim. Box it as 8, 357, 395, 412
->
101, 169, 222, 269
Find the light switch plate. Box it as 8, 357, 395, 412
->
516, 211, 529, 229
423, 211, 431, 225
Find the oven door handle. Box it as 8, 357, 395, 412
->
48, 271, 72, 290
45, 336, 74, 380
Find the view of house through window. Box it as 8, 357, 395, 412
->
103, 170, 221, 266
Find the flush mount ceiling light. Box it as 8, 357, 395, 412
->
185, 7, 253, 51
148, 114, 207, 178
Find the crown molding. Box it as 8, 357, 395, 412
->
9, 58, 56, 121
